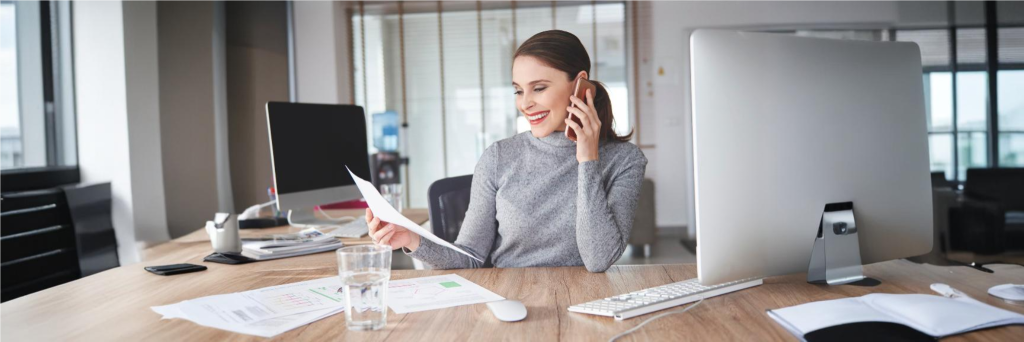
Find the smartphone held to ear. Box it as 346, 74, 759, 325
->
566, 77, 596, 142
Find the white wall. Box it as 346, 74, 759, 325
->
157, 1, 232, 238
293, 1, 353, 104
74, 1, 171, 265
122, 1, 171, 247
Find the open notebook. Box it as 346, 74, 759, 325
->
768, 293, 1024, 341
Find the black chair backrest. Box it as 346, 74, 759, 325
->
1, 188, 80, 302
931, 171, 953, 189
427, 175, 473, 244
963, 168, 1024, 209
64, 183, 120, 277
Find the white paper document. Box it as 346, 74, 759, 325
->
386, 274, 504, 314
346, 166, 482, 262
151, 277, 346, 337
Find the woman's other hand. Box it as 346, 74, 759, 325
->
366, 208, 420, 251
566, 88, 601, 163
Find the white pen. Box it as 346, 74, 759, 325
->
931, 283, 988, 305
931, 283, 969, 299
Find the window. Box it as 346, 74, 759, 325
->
777, 10, 1021, 182
895, 2, 1024, 182
353, 1, 630, 208
998, 69, 1024, 166
997, 27, 1024, 166
0, 1, 77, 191
1, 1, 30, 170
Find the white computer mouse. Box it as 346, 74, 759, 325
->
486, 300, 527, 322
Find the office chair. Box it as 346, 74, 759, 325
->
0, 182, 119, 302
950, 168, 1024, 254
427, 175, 473, 243
65, 183, 120, 277
426, 175, 491, 267
630, 178, 656, 257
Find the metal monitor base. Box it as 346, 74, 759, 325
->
807, 202, 876, 286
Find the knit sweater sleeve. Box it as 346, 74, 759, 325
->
575, 146, 648, 272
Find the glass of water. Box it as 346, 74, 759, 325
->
379, 183, 403, 213
337, 245, 391, 331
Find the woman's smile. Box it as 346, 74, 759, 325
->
527, 111, 550, 125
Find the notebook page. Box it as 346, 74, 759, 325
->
769, 297, 901, 335
864, 293, 1024, 337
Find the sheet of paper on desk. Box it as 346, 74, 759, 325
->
386, 274, 504, 314
151, 276, 346, 338
346, 166, 483, 262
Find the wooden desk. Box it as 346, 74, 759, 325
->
3, 210, 1023, 340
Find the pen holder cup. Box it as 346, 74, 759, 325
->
206, 216, 242, 254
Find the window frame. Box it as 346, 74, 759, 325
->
900, 1, 1024, 183
0, 0, 79, 193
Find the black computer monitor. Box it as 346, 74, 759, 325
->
265, 102, 373, 213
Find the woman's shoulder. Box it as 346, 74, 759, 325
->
483, 132, 531, 155
477, 133, 527, 165
602, 140, 648, 166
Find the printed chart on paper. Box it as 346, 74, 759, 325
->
386, 274, 504, 314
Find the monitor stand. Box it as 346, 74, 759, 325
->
286, 208, 357, 228
807, 202, 876, 286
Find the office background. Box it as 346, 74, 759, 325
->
2, 1, 1022, 268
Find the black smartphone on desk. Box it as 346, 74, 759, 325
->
145, 263, 207, 276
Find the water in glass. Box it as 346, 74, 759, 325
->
337, 245, 391, 331
342, 271, 389, 330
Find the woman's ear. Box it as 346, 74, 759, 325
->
575, 70, 589, 81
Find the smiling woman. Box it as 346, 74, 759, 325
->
366, 29, 648, 273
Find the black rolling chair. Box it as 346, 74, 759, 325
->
1, 188, 80, 302
0, 182, 119, 302
426, 175, 491, 267
65, 183, 120, 277
427, 175, 474, 244
950, 168, 1024, 254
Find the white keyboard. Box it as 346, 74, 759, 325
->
327, 218, 369, 238
568, 277, 762, 320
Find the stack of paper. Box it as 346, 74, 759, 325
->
241, 228, 344, 260
152, 277, 346, 337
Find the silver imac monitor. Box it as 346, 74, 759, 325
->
265, 102, 373, 223
690, 30, 934, 285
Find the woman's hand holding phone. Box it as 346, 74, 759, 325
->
366, 208, 420, 251
566, 88, 601, 163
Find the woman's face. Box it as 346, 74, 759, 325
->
512, 56, 574, 138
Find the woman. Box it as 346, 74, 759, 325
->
367, 30, 647, 273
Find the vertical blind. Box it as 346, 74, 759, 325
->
352, 1, 634, 208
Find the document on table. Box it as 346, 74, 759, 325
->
386, 274, 504, 314
346, 166, 483, 262
151, 276, 346, 338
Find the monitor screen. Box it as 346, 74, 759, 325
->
266, 102, 373, 195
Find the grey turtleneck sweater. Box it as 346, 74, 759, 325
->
407, 131, 648, 272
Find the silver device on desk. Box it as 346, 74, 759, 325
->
570, 29, 933, 320
266, 102, 375, 238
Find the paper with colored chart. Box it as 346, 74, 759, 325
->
151, 276, 346, 337
346, 166, 483, 262
386, 274, 504, 314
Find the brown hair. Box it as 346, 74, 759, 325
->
513, 30, 632, 142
